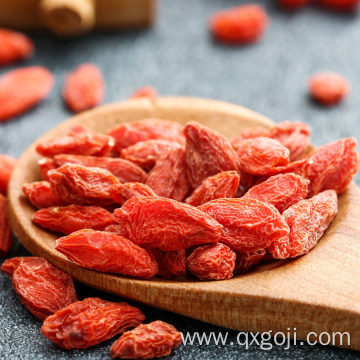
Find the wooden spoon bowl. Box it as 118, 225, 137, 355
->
8, 97, 360, 350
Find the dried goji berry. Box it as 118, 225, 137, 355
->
0, 28, 34, 67
0, 154, 17, 195
55, 230, 158, 279
41, 297, 145, 349
198, 198, 289, 253
48, 164, 119, 206
107, 119, 185, 154
185, 171, 240, 207
110, 320, 182, 359
104, 224, 124, 234
308, 72, 349, 106
63, 63, 104, 113
121, 139, 183, 171
234, 249, 266, 274
171, 168, 192, 202
244, 174, 309, 213
268, 190, 338, 259
0, 194, 12, 256
54, 154, 147, 184
38, 158, 56, 181
23, 181, 64, 209
186, 243, 236, 281
0, 66, 54, 122
209, 5, 268, 45
231, 127, 270, 149
153, 249, 186, 279
317, 0, 359, 12
130, 86, 157, 99
36, 125, 115, 157
110, 183, 157, 205
33, 205, 115, 235
1, 257, 77, 320
114, 197, 223, 251
277, 0, 310, 10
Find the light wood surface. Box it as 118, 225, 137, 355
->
7, 97, 360, 350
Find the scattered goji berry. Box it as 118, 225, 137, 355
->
1, 257, 78, 320
268, 190, 338, 259
317, 0, 359, 12
38, 158, 56, 181
41, 297, 145, 349
234, 249, 266, 274
277, 0, 310, 10
114, 197, 223, 251
33, 205, 115, 235
153, 249, 186, 279
130, 86, 157, 99
110, 321, 182, 359
209, 5, 268, 45
110, 183, 157, 205
186, 243, 236, 281
0, 194, 12, 256
0, 66, 54, 122
23, 181, 64, 209
63, 63, 104, 113
48, 164, 119, 206
0, 154, 17, 195
185, 171, 240, 207
0, 28, 34, 67
308, 72, 349, 106
55, 230, 158, 279
198, 198, 289, 252
244, 174, 309, 213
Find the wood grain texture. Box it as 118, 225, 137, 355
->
7, 97, 360, 350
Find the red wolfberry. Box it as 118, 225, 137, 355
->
0, 154, 17, 195
209, 5, 268, 45
0, 194, 12, 256
23, 181, 64, 209
0, 66, 54, 122
38, 158, 56, 181
110, 183, 157, 205
130, 86, 157, 99
1, 257, 78, 320
277, 0, 310, 10
55, 230, 158, 279
63, 63, 104, 113
153, 249, 186, 278
41, 298, 145, 349
234, 249, 266, 274
317, 0, 359, 12
110, 321, 182, 359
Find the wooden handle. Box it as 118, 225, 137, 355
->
40, 0, 95, 36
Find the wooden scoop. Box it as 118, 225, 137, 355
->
7, 97, 360, 350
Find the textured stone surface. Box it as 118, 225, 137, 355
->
0, 0, 359, 358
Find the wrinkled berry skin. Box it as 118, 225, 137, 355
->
234, 249, 266, 274
111, 183, 157, 205
23, 181, 64, 209
153, 249, 186, 279
0, 194, 12, 256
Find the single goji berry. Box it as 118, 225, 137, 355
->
0, 194, 12, 256
23, 181, 64, 209
209, 5, 268, 45
38, 158, 56, 181
41, 297, 145, 349
268, 190, 338, 259
55, 230, 158, 279
198, 198, 289, 253
0, 66, 54, 122
104, 224, 124, 234
1, 257, 78, 320
110, 183, 157, 205
317, 0, 359, 12
231, 127, 271, 149
0, 154, 17, 195
277, 0, 310, 10
130, 86, 157, 99
234, 249, 266, 274
63, 63, 104, 113
110, 321, 182, 359
153, 249, 186, 279
0, 28, 34, 67
114, 197, 223, 251
33, 205, 115, 235
186, 243, 236, 281
185, 171, 240, 207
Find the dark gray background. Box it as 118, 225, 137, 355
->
0, 0, 359, 359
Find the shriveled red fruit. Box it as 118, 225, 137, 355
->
33, 205, 115, 235
0, 28, 34, 67
244, 174, 309, 213
185, 171, 240, 206
268, 190, 338, 259
36, 125, 114, 157
0, 154, 17, 195
63, 63, 104, 113
114, 197, 223, 251
104, 224, 124, 234
48, 164, 119, 206
153, 249, 186, 278
317, 0, 359, 12
0, 194, 12, 256
110, 183, 157, 205
199, 198, 289, 252
234, 249, 266, 274
146, 147, 190, 201
130, 86, 157, 99
209, 5, 268, 45
309, 72, 349, 106
1, 257, 77, 320
0, 66, 54, 122
304, 138, 358, 197
186, 243, 236, 281
23, 181, 64, 209
121, 139, 183, 171
41, 297, 144, 349
38, 158, 56, 181
277, 0, 310, 10
110, 320, 182, 359
54, 154, 147, 184
107, 118, 185, 153
55, 230, 158, 279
